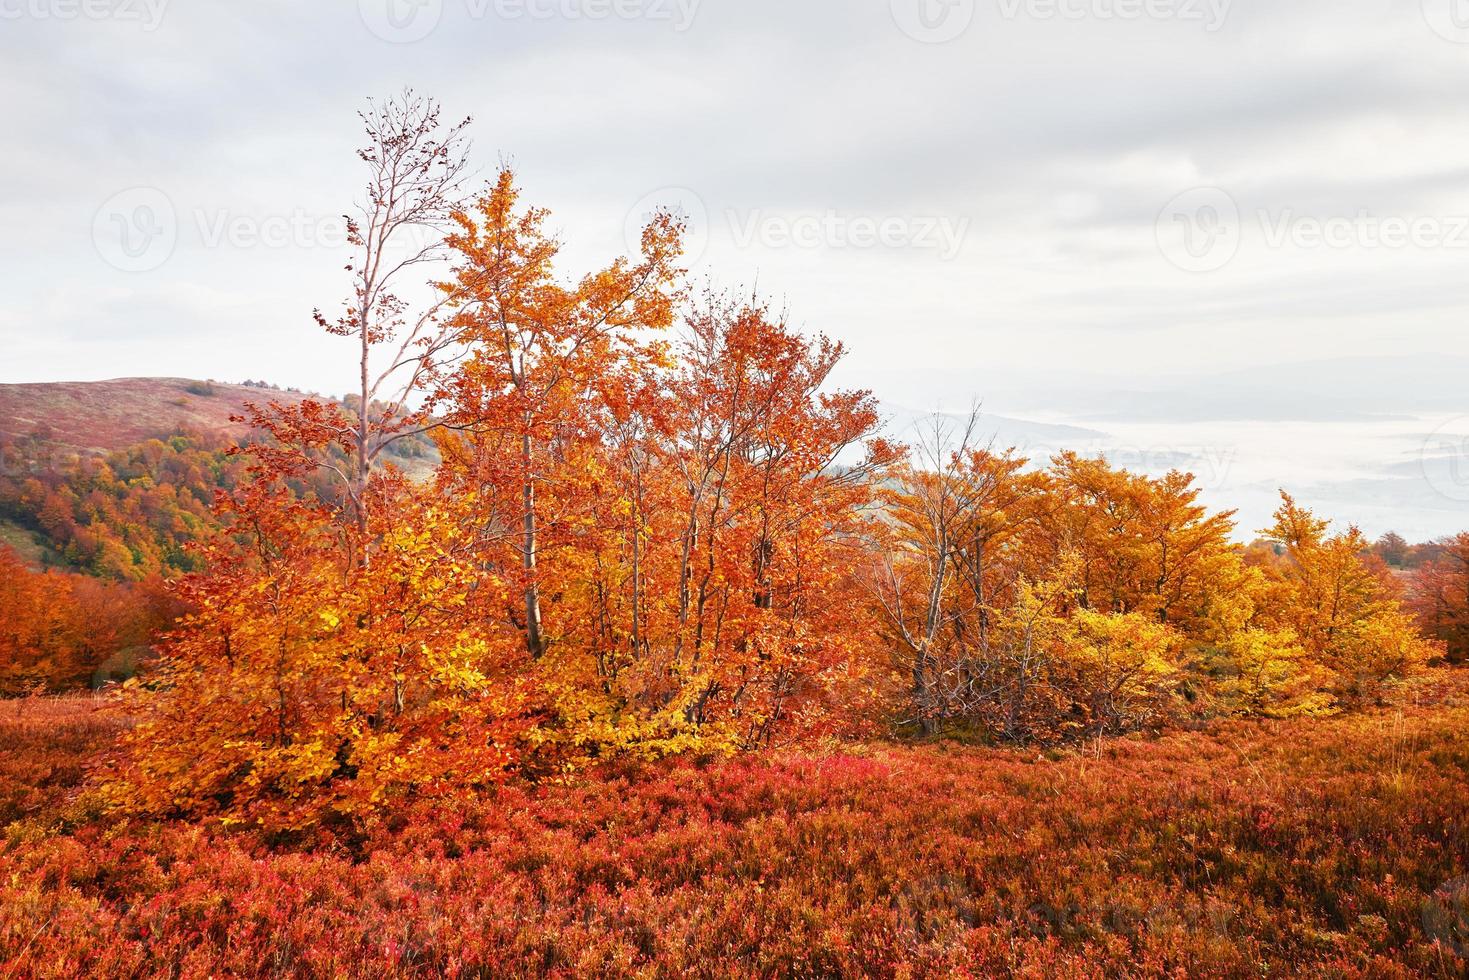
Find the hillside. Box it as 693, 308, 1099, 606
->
0, 378, 443, 583
0, 378, 320, 456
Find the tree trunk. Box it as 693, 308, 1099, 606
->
521, 430, 544, 659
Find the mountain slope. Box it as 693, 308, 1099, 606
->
0, 378, 320, 455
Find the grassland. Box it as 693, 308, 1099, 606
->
1, 677, 1466, 978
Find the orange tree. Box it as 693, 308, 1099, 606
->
107, 148, 894, 832
1410, 531, 1469, 663
1252, 492, 1437, 699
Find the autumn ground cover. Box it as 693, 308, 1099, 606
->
2, 673, 1466, 979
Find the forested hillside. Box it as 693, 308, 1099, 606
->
0, 379, 436, 692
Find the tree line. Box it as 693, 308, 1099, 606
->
24, 93, 1452, 837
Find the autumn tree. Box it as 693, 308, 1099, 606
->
869, 411, 1048, 732
1410, 532, 1469, 663
251, 91, 472, 548
108, 464, 532, 835
1375, 531, 1411, 569
875, 444, 1258, 740
1254, 492, 1435, 699
432, 166, 684, 662
108, 96, 502, 835
0, 546, 173, 693
645, 295, 894, 747
1043, 452, 1237, 627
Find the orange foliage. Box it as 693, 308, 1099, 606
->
111, 168, 896, 834
1252, 493, 1437, 698
1, 95, 1467, 978
0, 546, 176, 694
0, 434, 243, 580
1409, 532, 1469, 663
92, 101, 1456, 837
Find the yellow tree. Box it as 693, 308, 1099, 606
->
1256, 492, 1434, 698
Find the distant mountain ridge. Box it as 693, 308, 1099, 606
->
0, 378, 322, 456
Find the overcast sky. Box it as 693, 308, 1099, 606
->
3, 0, 1468, 536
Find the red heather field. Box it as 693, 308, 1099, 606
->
2, 678, 1468, 979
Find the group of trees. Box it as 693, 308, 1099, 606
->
93, 94, 1456, 835
0, 546, 179, 693
872, 422, 1438, 742
0, 434, 248, 580
111, 103, 900, 830
1407, 532, 1469, 663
